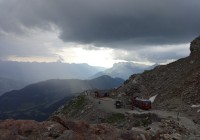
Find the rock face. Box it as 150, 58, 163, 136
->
190, 35, 200, 56
115, 36, 200, 122
0, 116, 153, 140
0, 115, 196, 140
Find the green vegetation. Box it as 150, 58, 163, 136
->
143, 70, 150, 74
61, 95, 85, 115
133, 116, 152, 127
73, 96, 85, 109
104, 113, 125, 124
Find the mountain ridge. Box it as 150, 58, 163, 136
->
0, 61, 105, 95
91, 62, 155, 80
0, 75, 124, 121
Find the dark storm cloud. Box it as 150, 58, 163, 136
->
0, 0, 200, 47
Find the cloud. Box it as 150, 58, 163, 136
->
0, 29, 59, 60
112, 44, 190, 64
0, 0, 198, 67
0, 0, 200, 48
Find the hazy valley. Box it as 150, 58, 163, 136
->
0, 75, 123, 121
0, 61, 105, 95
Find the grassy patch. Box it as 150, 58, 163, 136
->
133, 116, 152, 127
61, 96, 85, 115
104, 113, 125, 124
73, 96, 85, 109
143, 70, 150, 74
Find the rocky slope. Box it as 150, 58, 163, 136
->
115, 36, 200, 123
0, 116, 159, 140
54, 94, 200, 139
0, 95, 198, 140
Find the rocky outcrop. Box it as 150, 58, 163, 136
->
1, 115, 197, 140
190, 35, 200, 56
115, 36, 200, 119
0, 116, 153, 140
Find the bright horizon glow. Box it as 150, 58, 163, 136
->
4, 54, 156, 68
1, 28, 189, 68
55, 46, 117, 68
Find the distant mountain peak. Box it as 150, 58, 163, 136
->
91, 62, 155, 80
112, 62, 148, 67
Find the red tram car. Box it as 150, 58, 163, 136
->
132, 96, 151, 110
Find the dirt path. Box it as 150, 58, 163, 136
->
87, 96, 129, 114
87, 96, 200, 134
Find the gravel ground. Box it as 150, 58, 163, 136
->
87, 95, 200, 136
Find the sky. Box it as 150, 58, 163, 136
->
0, 0, 199, 68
